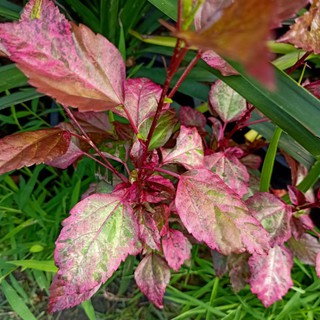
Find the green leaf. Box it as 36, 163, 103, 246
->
1, 279, 37, 320
0, 89, 43, 110
6, 260, 58, 273
139, 110, 178, 150
147, 0, 177, 20
0, 64, 28, 92
0, 0, 21, 20
81, 299, 96, 320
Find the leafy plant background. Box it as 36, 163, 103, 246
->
0, 0, 320, 319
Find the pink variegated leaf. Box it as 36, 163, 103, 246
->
134, 253, 170, 309
142, 175, 175, 204
240, 154, 262, 170
161, 126, 204, 169
117, 78, 163, 131
46, 123, 83, 169
287, 233, 320, 265
136, 206, 161, 251
48, 194, 140, 313
288, 185, 306, 206
205, 150, 249, 197
0, 0, 125, 111
246, 192, 292, 246
201, 50, 237, 76
162, 229, 192, 271
316, 252, 320, 278
208, 117, 223, 142
0, 128, 71, 174
249, 245, 294, 307
175, 169, 270, 255
228, 253, 250, 292
291, 215, 315, 240
179, 106, 207, 131
209, 80, 247, 123
305, 80, 320, 99
279, 1, 320, 54
211, 250, 228, 277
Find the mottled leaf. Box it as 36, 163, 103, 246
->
246, 192, 292, 246
176, 0, 274, 87
287, 233, 320, 265
211, 250, 228, 277
179, 106, 207, 131
305, 80, 320, 99
240, 154, 262, 170
205, 150, 249, 197
0, 0, 125, 111
249, 245, 294, 307
228, 253, 250, 293
316, 252, 320, 278
136, 206, 161, 251
0, 128, 70, 174
279, 0, 320, 54
201, 50, 237, 76
48, 194, 140, 313
139, 110, 177, 150
161, 126, 204, 169
134, 253, 170, 309
162, 229, 192, 271
117, 78, 163, 131
175, 169, 270, 255
141, 175, 175, 204
46, 123, 83, 169
209, 80, 247, 123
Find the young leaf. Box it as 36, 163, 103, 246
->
0, 0, 125, 111
246, 192, 292, 246
162, 229, 192, 271
48, 194, 140, 313
136, 206, 161, 251
287, 233, 320, 265
209, 80, 247, 123
179, 106, 207, 131
161, 126, 204, 169
134, 253, 170, 309
118, 78, 163, 131
205, 150, 249, 197
139, 110, 177, 150
228, 253, 250, 293
316, 252, 320, 278
287, 185, 306, 206
279, 0, 320, 54
175, 169, 270, 255
201, 50, 236, 76
141, 175, 175, 204
0, 128, 70, 174
176, 0, 275, 87
211, 250, 228, 277
249, 245, 293, 307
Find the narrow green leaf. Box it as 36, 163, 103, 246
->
6, 260, 58, 273
0, 64, 28, 92
147, 0, 177, 20
81, 299, 96, 320
260, 127, 282, 192
0, 0, 21, 20
0, 89, 43, 110
1, 279, 37, 320
0, 219, 37, 243
100, 0, 119, 44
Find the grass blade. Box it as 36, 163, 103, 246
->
1, 279, 37, 320
7, 260, 58, 273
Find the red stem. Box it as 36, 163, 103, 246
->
154, 167, 181, 180
177, 0, 183, 31
286, 51, 312, 75
168, 51, 202, 99
64, 107, 128, 183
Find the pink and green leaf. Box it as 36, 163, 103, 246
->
162, 229, 192, 271
0, 128, 71, 174
249, 245, 294, 307
246, 192, 292, 245
0, 0, 125, 111
209, 80, 247, 123
205, 150, 249, 197
48, 194, 140, 313
287, 233, 320, 265
179, 106, 207, 131
161, 126, 204, 169
175, 169, 270, 255
228, 253, 250, 293
134, 253, 170, 309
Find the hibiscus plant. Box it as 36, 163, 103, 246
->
1, 0, 320, 314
